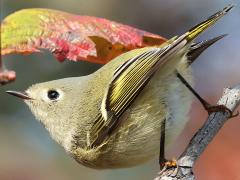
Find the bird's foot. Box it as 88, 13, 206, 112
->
204, 104, 239, 118
159, 159, 179, 177
160, 158, 178, 170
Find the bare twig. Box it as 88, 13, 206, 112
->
155, 84, 240, 180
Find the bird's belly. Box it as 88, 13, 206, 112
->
93, 66, 193, 168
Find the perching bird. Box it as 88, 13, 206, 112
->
7, 5, 233, 169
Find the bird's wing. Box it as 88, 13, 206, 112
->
88, 5, 233, 148
89, 45, 179, 148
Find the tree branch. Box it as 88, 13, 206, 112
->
155, 84, 240, 180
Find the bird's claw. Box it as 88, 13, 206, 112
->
160, 159, 178, 170
159, 159, 179, 177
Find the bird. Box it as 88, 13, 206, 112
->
7, 5, 233, 169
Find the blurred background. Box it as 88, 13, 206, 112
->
1, 0, 240, 179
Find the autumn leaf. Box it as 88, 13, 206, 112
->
1, 8, 166, 64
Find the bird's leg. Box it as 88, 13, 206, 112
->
176, 71, 238, 118
159, 118, 166, 169
159, 118, 178, 170
159, 71, 238, 171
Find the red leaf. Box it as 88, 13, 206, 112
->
1, 8, 166, 64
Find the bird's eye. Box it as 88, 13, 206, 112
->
47, 90, 60, 100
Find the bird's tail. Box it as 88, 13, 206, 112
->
186, 5, 234, 42
161, 5, 233, 66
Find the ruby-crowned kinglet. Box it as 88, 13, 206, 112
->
7, 6, 233, 169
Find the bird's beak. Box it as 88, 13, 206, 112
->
6, 90, 32, 100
